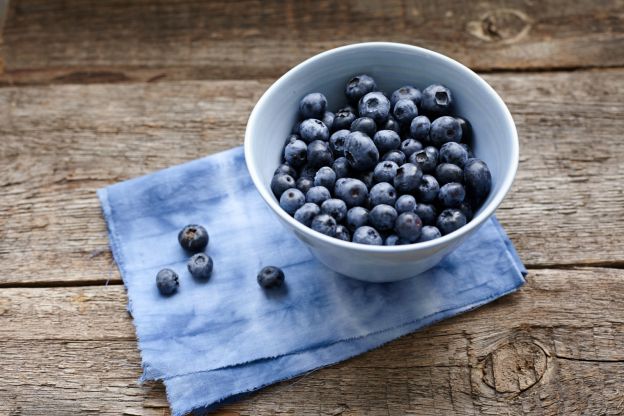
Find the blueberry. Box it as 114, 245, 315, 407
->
430, 116, 462, 147
435, 163, 463, 185
458, 201, 474, 222
436, 208, 467, 235
298, 164, 318, 180
463, 158, 492, 206
400, 138, 423, 158
352, 226, 383, 245
414, 203, 437, 225
390, 85, 422, 108
373, 130, 401, 153
296, 177, 313, 194
394, 211, 423, 243
456, 117, 472, 142
437, 182, 465, 207
439, 142, 468, 167
178, 224, 209, 253
274, 163, 298, 179
294, 202, 321, 226
369, 182, 398, 207
322, 111, 335, 131
373, 161, 399, 184
299, 92, 327, 120
333, 108, 357, 131
409, 146, 438, 174
417, 175, 440, 203
421, 84, 453, 116
369, 204, 398, 231
307, 140, 334, 167
335, 178, 368, 207
284, 138, 307, 167
299, 119, 330, 143
187, 253, 213, 280
381, 116, 401, 134
280, 188, 306, 215
332, 156, 351, 179
335, 225, 351, 242
410, 115, 431, 142
358, 92, 391, 124
321, 198, 348, 222
345, 74, 377, 104
314, 166, 336, 189
344, 131, 379, 171
329, 129, 350, 157
392, 98, 418, 126
384, 234, 401, 246
346, 206, 369, 231
418, 225, 441, 242
257, 266, 285, 288
395, 194, 417, 214
350, 117, 377, 137
270, 173, 296, 198
353, 170, 374, 190
306, 186, 331, 205
394, 163, 423, 194
311, 214, 337, 237
381, 150, 406, 165
156, 268, 179, 296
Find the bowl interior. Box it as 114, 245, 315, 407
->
247, 43, 516, 243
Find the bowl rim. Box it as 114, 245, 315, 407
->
244, 41, 518, 253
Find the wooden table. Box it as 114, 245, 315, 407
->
1, 1, 623, 414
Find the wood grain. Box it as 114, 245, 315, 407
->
2, 268, 623, 415
1, 70, 623, 284
1, 0, 623, 86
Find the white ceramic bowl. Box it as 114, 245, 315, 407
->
245, 42, 518, 282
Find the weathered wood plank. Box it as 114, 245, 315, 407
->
1, 0, 623, 86
1, 268, 624, 415
1, 70, 623, 284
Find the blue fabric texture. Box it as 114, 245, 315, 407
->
97, 146, 526, 416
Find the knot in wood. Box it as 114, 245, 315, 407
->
467, 9, 531, 44
481, 340, 548, 393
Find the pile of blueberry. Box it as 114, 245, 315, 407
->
272, 75, 491, 245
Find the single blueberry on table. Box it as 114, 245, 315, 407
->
456, 117, 472, 142
373, 130, 401, 153
306, 185, 331, 205
414, 203, 437, 225
314, 166, 337, 190
329, 129, 350, 158
437, 182, 465, 208
306, 140, 334, 168
436, 208, 467, 235
298, 163, 318, 180
350, 117, 377, 137
344, 131, 379, 171
417, 174, 440, 203
270, 173, 296, 198
392, 98, 418, 126
410, 115, 431, 142
369, 204, 398, 232
418, 225, 441, 242
156, 268, 179, 296
294, 202, 321, 227
394, 163, 423, 194
421, 84, 453, 116
390, 85, 422, 108
369, 182, 398, 207
345, 74, 377, 104
321, 198, 348, 222
257, 266, 285, 289
296, 176, 313, 194
352, 226, 383, 245
439, 142, 468, 167
332, 156, 351, 179
463, 158, 492, 206
322, 111, 335, 132
373, 161, 399, 184
358, 91, 391, 124
381, 116, 401, 134
394, 211, 423, 243
335, 178, 369, 207
279, 188, 306, 215
332, 108, 357, 131
384, 234, 401, 246
299, 92, 327, 120
430, 116, 462, 147
353, 170, 374, 190
435, 163, 463, 185
284, 138, 307, 167
395, 194, 417, 214
187, 253, 213, 280
178, 224, 209, 253
311, 213, 337, 237
299, 119, 330, 143
400, 138, 423, 158
274, 163, 298, 179
381, 150, 406, 166
334, 225, 351, 242
458, 201, 474, 222
346, 206, 369, 231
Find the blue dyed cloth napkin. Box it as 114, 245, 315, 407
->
97, 146, 526, 416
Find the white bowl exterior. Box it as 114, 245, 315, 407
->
245, 43, 518, 282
